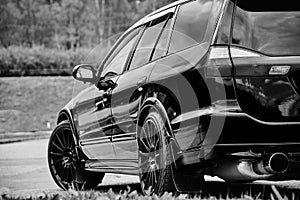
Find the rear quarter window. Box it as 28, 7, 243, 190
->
168, 0, 214, 54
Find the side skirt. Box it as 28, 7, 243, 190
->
85, 159, 139, 175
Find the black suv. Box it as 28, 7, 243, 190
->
48, 0, 300, 194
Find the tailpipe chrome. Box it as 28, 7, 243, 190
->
213, 152, 289, 182
253, 152, 289, 174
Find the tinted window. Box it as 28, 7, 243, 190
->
129, 16, 168, 70
231, 8, 252, 48
214, 1, 234, 45
152, 16, 173, 60
237, 0, 300, 11
101, 28, 141, 77
169, 0, 213, 53
233, 8, 300, 56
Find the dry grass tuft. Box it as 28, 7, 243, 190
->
1, 186, 297, 200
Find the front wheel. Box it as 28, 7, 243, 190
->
137, 107, 177, 195
48, 121, 104, 190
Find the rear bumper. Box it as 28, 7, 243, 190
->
217, 112, 300, 145
171, 99, 300, 152
172, 100, 300, 178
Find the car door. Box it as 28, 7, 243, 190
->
110, 8, 176, 171
72, 82, 114, 160
74, 27, 142, 163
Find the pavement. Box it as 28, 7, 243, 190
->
0, 138, 141, 192
0, 130, 51, 144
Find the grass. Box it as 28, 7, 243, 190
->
0, 76, 87, 133
0, 188, 266, 200
0, 185, 298, 200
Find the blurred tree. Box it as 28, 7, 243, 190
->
0, 0, 13, 48
0, 0, 177, 49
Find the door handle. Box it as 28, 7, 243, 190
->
96, 92, 109, 109
96, 100, 105, 109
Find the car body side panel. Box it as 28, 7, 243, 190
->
145, 0, 228, 153
149, 44, 211, 152
110, 62, 156, 163
70, 85, 116, 160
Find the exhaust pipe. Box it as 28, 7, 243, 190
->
253, 152, 289, 174
213, 153, 289, 182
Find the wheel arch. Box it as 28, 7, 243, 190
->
137, 82, 184, 150
138, 83, 181, 121
57, 111, 69, 124
137, 94, 183, 167
56, 109, 79, 144
136, 82, 207, 193
137, 97, 172, 136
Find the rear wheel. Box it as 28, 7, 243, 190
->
48, 121, 104, 190
138, 107, 176, 195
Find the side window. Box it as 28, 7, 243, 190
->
214, 0, 234, 45
169, 0, 213, 54
129, 15, 169, 70
100, 27, 141, 78
231, 7, 252, 48
152, 15, 173, 60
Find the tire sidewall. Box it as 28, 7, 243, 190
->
47, 121, 72, 190
48, 121, 105, 190
138, 106, 173, 195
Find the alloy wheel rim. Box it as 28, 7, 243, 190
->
138, 117, 164, 194
49, 127, 77, 189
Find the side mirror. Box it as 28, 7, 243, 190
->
72, 64, 96, 84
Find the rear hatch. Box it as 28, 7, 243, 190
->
229, 3, 300, 122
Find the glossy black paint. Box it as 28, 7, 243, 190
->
52, 0, 300, 189
72, 84, 115, 160
110, 62, 155, 162
230, 55, 300, 121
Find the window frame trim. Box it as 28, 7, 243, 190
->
125, 7, 178, 72
166, 0, 223, 56
149, 12, 174, 62
97, 25, 145, 80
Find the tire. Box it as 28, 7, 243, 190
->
48, 121, 104, 190
137, 106, 177, 195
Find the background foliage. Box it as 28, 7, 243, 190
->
0, 0, 176, 76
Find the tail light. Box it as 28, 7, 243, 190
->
207, 46, 293, 77
206, 46, 261, 77
206, 46, 232, 77
209, 46, 261, 59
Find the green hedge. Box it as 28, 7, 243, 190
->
0, 46, 107, 76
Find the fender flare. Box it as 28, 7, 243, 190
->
137, 97, 173, 138
57, 109, 79, 146
138, 97, 206, 192
137, 97, 182, 167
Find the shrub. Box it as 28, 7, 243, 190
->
0, 46, 109, 76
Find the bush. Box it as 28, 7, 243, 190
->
0, 46, 109, 76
